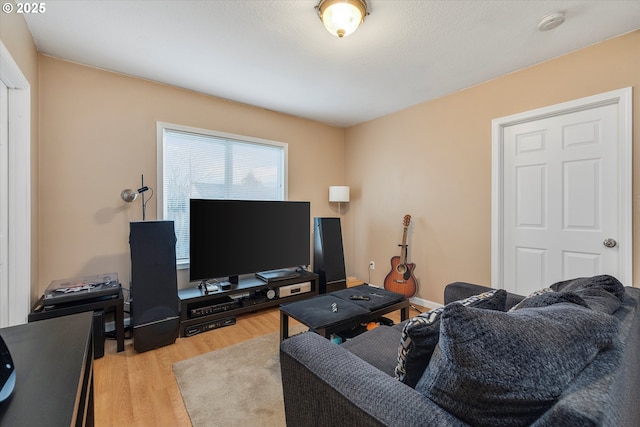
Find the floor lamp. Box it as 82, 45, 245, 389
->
329, 186, 350, 214
121, 174, 153, 220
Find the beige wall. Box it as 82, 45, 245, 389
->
4, 11, 639, 305
0, 5, 40, 300
38, 56, 345, 295
345, 30, 640, 304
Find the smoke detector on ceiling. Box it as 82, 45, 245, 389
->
537, 12, 566, 31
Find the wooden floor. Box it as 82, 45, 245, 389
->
93, 304, 422, 427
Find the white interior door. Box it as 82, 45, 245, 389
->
0, 81, 8, 326
492, 88, 632, 295
0, 41, 31, 327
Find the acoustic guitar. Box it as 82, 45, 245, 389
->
383, 214, 417, 298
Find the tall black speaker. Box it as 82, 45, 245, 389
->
313, 217, 347, 294
130, 221, 179, 353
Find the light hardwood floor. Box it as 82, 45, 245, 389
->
94, 303, 422, 427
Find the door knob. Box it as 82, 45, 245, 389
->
603, 238, 617, 248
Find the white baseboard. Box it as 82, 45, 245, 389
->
364, 282, 442, 311
409, 296, 442, 311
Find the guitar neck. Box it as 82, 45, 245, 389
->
399, 227, 409, 264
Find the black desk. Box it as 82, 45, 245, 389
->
0, 312, 94, 427
29, 287, 125, 353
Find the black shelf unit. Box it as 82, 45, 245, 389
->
0, 312, 94, 426
28, 286, 125, 354
178, 272, 319, 337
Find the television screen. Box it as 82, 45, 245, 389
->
189, 199, 311, 283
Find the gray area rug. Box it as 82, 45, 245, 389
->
173, 326, 306, 427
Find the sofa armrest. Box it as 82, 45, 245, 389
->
280, 332, 466, 427
444, 281, 524, 310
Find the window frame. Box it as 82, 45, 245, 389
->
156, 121, 289, 269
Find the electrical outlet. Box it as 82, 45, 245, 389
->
369, 261, 375, 270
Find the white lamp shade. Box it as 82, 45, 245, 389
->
329, 186, 350, 203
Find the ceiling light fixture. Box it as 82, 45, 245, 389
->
316, 0, 368, 38
537, 11, 565, 32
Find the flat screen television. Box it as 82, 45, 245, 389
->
189, 199, 311, 284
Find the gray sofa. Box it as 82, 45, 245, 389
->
280, 279, 640, 426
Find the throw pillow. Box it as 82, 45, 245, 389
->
551, 274, 625, 314
551, 274, 625, 298
416, 302, 619, 427
395, 289, 506, 388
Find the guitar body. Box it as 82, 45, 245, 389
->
383, 214, 418, 298
384, 256, 417, 298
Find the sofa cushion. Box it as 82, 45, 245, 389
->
395, 289, 506, 388
416, 302, 619, 427
341, 325, 403, 377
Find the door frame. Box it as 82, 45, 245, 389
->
491, 87, 632, 289
0, 41, 31, 327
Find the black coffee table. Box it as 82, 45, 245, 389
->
279, 284, 409, 342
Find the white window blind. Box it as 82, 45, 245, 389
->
158, 123, 287, 264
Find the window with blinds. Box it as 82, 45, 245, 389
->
157, 123, 287, 265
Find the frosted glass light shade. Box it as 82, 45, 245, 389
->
317, 0, 367, 38
329, 186, 350, 202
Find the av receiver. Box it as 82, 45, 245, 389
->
189, 299, 240, 318
183, 316, 236, 337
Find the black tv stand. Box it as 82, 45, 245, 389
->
178, 272, 319, 337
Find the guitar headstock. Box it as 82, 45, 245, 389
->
403, 214, 411, 227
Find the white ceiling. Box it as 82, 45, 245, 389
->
23, 1, 640, 127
